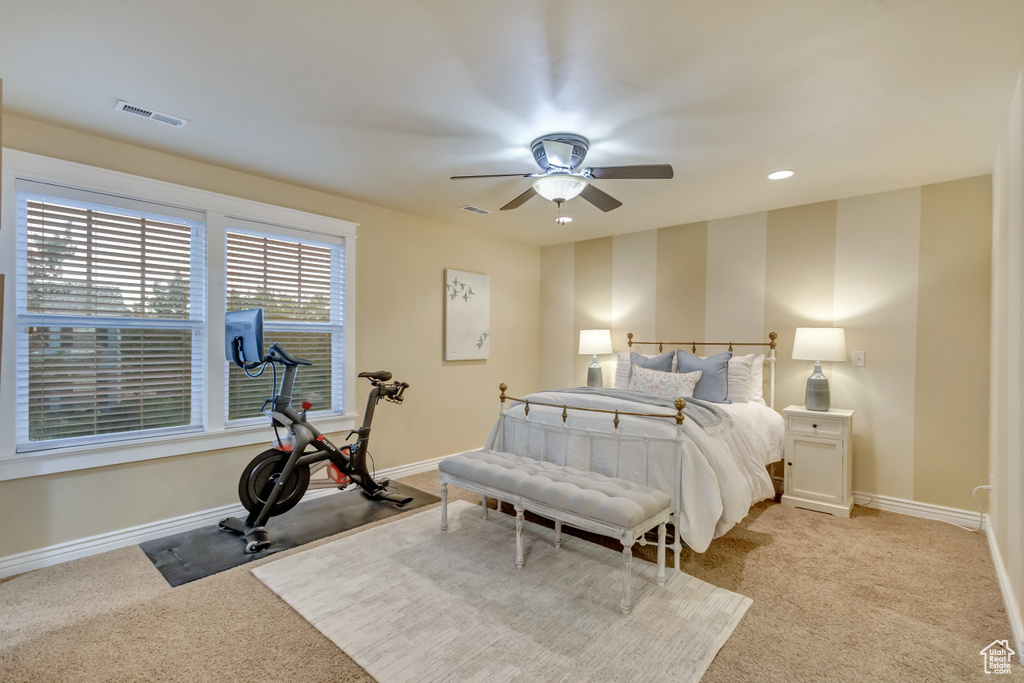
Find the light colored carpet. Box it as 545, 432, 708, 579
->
253, 500, 751, 683
0, 469, 1014, 681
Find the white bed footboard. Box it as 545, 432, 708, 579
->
493, 385, 687, 566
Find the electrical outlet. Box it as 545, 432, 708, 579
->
852, 351, 865, 367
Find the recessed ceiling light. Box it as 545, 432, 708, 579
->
554, 215, 573, 225
767, 169, 795, 180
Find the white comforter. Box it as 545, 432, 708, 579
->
484, 390, 780, 553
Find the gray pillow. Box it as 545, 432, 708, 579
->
631, 351, 674, 373
675, 350, 732, 403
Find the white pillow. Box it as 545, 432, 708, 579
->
614, 352, 632, 389
727, 354, 754, 403
628, 365, 702, 399
613, 351, 677, 389
749, 353, 766, 405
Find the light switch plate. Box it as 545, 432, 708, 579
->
852, 351, 865, 367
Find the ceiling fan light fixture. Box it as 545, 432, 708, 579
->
554, 215, 573, 225
532, 174, 589, 203
767, 169, 795, 180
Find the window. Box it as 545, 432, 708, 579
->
0, 151, 357, 480
15, 180, 206, 450
224, 226, 345, 421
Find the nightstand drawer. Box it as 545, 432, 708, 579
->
787, 415, 844, 438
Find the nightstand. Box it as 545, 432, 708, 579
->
780, 405, 854, 518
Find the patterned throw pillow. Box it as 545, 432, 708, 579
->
614, 350, 675, 389
628, 365, 702, 399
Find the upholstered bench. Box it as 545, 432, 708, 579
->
438, 448, 672, 615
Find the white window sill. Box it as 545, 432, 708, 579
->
0, 413, 360, 481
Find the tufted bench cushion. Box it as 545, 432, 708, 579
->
438, 448, 672, 615
439, 449, 670, 530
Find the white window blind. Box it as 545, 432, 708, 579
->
224, 227, 344, 422
15, 181, 206, 449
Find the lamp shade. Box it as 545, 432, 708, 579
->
533, 174, 589, 203
579, 329, 613, 355
792, 327, 846, 362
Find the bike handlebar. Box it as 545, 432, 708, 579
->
267, 342, 313, 367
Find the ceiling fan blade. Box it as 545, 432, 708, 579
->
579, 184, 623, 212
450, 172, 535, 180
542, 139, 575, 169
586, 164, 674, 180
500, 186, 537, 211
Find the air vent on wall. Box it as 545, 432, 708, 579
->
115, 100, 188, 128
460, 205, 491, 215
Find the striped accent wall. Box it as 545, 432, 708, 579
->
540, 176, 991, 510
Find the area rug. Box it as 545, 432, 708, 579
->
253, 499, 751, 682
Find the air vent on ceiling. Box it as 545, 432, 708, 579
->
460, 205, 491, 215
115, 100, 188, 128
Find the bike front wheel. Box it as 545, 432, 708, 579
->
238, 448, 311, 517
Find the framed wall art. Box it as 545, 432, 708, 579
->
444, 269, 489, 361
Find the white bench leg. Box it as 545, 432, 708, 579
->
515, 505, 525, 569
481, 494, 488, 519
554, 520, 563, 548
620, 539, 633, 616
656, 522, 666, 587
440, 482, 448, 532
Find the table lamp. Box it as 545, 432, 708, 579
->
579, 329, 613, 388
792, 327, 846, 411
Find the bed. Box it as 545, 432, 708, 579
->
484, 333, 785, 557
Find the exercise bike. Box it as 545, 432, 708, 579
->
220, 308, 413, 553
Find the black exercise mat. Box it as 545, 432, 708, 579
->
140, 483, 439, 587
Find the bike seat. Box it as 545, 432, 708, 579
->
358, 370, 393, 382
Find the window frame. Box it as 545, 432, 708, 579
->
15, 181, 209, 451
0, 150, 358, 481
223, 221, 346, 426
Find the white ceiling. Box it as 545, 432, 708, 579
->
2, 1, 1023, 246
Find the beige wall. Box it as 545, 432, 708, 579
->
572, 238, 613, 387
655, 222, 706, 344
0, 114, 541, 557
832, 188, 922, 500
914, 177, 992, 505
539, 243, 574, 390
990, 65, 1024, 650
541, 178, 991, 511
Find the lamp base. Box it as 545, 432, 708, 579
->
587, 355, 603, 388
804, 362, 831, 411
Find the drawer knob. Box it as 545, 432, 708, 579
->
812, 424, 817, 429
787, 461, 792, 466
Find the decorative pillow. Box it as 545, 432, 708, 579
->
614, 350, 675, 389
749, 354, 766, 405
726, 354, 754, 403
676, 350, 732, 402
628, 365, 702, 399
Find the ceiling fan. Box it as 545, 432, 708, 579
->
451, 133, 673, 213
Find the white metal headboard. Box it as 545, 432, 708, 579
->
626, 332, 778, 409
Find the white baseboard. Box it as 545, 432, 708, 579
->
852, 491, 987, 530
0, 456, 445, 580
986, 521, 1024, 658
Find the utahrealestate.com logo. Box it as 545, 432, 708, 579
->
980, 640, 1015, 675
